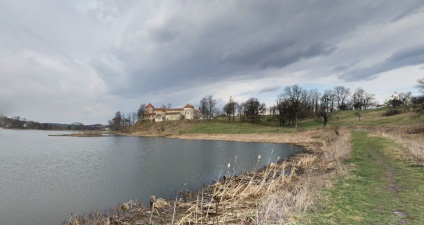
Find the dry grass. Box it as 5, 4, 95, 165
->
360, 125, 424, 168
173, 129, 352, 224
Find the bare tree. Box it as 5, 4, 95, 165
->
414, 78, 424, 116
353, 88, 375, 110
274, 98, 290, 126
399, 92, 412, 112
223, 97, 238, 121
109, 111, 122, 131
334, 86, 351, 110
416, 77, 424, 93
313, 90, 334, 127
308, 89, 321, 113
363, 93, 376, 109
131, 112, 138, 124
352, 88, 365, 110
244, 98, 266, 123
199, 95, 217, 120
137, 104, 146, 119
282, 84, 304, 128
237, 103, 245, 121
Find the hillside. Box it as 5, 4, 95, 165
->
126, 107, 424, 136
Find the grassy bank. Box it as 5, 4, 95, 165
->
300, 131, 424, 224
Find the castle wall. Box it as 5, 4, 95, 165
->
144, 103, 196, 122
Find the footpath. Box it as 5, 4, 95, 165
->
302, 131, 424, 224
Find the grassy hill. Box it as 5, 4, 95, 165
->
126, 107, 423, 136
187, 107, 424, 134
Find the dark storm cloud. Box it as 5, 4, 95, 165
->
339, 45, 424, 82
257, 86, 281, 94
90, 0, 424, 98
222, 41, 336, 70
1, 0, 424, 123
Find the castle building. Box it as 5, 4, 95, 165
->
143, 103, 196, 122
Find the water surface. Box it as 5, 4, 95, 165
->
0, 129, 301, 225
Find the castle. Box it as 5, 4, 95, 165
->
143, 103, 196, 122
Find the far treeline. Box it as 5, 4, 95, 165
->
0, 116, 105, 130
108, 78, 424, 130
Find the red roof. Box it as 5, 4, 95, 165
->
184, 104, 195, 109
145, 103, 194, 111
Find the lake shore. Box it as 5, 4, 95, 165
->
67, 128, 351, 224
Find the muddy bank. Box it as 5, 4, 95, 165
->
66, 129, 349, 225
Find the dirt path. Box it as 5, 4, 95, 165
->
301, 131, 424, 224
366, 143, 409, 224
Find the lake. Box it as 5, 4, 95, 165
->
0, 129, 301, 225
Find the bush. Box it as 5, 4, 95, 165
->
383, 109, 402, 117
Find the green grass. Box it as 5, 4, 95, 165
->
184, 108, 423, 134
332, 107, 424, 127
300, 131, 424, 224
186, 120, 290, 134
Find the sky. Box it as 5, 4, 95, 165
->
0, 0, 423, 124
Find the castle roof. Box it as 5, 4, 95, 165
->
146, 103, 154, 108
184, 104, 195, 109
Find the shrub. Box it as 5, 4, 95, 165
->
383, 109, 402, 117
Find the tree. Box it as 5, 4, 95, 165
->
313, 90, 335, 127
274, 98, 290, 126
131, 112, 138, 124
244, 98, 266, 123
137, 104, 146, 119
352, 88, 375, 110
71, 122, 84, 130
413, 78, 424, 116
386, 98, 402, 108
352, 88, 365, 110
334, 86, 351, 110
109, 111, 123, 131
199, 95, 217, 120
308, 89, 321, 113
223, 97, 238, 121
363, 93, 376, 109
416, 77, 424, 94
355, 111, 362, 121
237, 103, 245, 121
281, 84, 304, 128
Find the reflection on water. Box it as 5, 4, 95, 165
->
0, 129, 301, 225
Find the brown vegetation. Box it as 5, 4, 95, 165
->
66, 128, 352, 224
124, 120, 198, 137
360, 125, 424, 168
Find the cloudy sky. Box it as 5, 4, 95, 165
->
1, 0, 423, 124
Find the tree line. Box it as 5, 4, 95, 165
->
202, 79, 423, 127
109, 77, 424, 130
